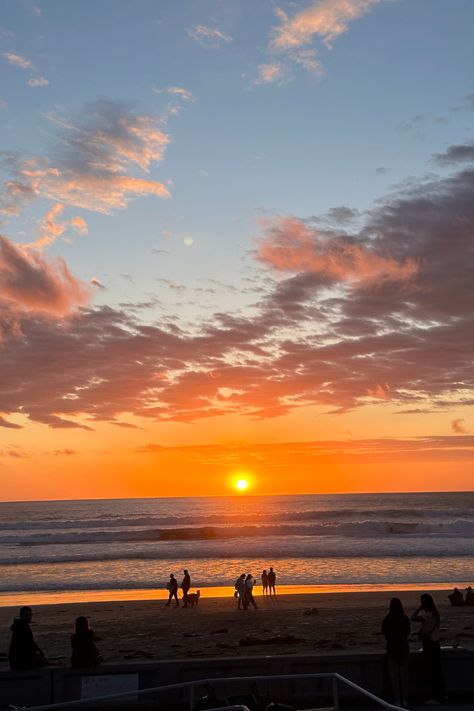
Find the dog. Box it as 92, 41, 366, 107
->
184, 590, 200, 607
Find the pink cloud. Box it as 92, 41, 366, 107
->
271, 0, 386, 50
255, 63, 285, 85
0, 235, 90, 334
3, 52, 34, 70
257, 216, 417, 285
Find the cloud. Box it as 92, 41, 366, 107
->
452, 419, 468, 434
257, 216, 417, 285
90, 277, 106, 290
3, 51, 48, 87
255, 63, 285, 85
1, 142, 474, 425
434, 144, 474, 165
271, 0, 386, 50
3, 51, 33, 70
0, 415, 22, 429
26, 76, 49, 87
187, 25, 232, 49
266, 0, 388, 78
0, 234, 90, 337
1, 101, 171, 218
52, 448, 76, 456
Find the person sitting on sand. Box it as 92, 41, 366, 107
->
244, 573, 258, 609
9, 606, 48, 670
448, 587, 464, 606
261, 569, 268, 595
181, 569, 191, 605
465, 586, 474, 606
268, 566, 276, 595
166, 573, 179, 607
71, 616, 102, 668
235, 573, 246, 610
382, 597, 411, 707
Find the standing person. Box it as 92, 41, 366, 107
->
245, 573, 258, 609
71, 616, 102, 668
235, 573, 246, 610
181, 569, 191, 606
268, 566, 276, 595
261, 569, 268, 595
9, 606, 48, 670
411, 593, 446, 704
382, 598, 411, 707
166, 573, 179, 607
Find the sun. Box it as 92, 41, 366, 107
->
235, 478, 249, 492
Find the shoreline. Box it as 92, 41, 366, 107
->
0, 581, 470, 608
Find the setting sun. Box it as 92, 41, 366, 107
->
235, 479, 249, 492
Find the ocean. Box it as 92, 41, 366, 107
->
0, 492, 472, 605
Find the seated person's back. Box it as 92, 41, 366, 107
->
448, 588, 464, 606
71, 616, 102, 667
9, 606, 47, 670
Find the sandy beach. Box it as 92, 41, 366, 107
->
2, 588, 474, 671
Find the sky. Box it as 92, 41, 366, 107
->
1, 0, 474, 501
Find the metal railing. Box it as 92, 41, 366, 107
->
27, 672, 406, 711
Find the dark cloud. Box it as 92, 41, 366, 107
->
0, 143, 474, 426
434, 144, 474, 165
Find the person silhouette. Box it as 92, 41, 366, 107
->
382, 597, 410, 707
261, 569, 268, 595
166, 574, 179, 607
181, 569, 191, 606
71, 616, 102, 667
9, 606, 48, 670
412, 593, 447, 703
268, 567, 276, 595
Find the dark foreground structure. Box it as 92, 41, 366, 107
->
1, 648, 474, 710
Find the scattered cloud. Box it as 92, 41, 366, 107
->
51, 448, 76, 456
90, 277, 106, 290
452, 419, 468, 434
27, 76, 49, 87
186, 24, 232, 49
255, 63, 285, 85
3, 51, 33, 70
3, 51, 48, 87
271, 0, 387, 50
262, 0, 387, 79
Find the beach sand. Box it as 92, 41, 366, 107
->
1, 589, 474, 670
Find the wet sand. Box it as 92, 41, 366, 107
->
1, 589, 474, 670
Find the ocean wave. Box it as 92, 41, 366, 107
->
1, 517, 474, 547
0, 506, 472, 532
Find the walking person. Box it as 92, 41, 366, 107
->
268, 566, 276, 595
166, 573, 179, 607
261, 569, 268, 595
412, 593, 447, 704
181, 569, 191, 606
382, 598, 410, 707
245, 573, 258, 609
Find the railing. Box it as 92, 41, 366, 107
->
27, 672, 406, 711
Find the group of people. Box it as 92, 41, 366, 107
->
382, 593, 446, 707
165, 569, 192, 607
261, 567, 277, 596
8, 606, 102, 671
233, 568, 277, 610
448, 586, 474, 607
